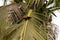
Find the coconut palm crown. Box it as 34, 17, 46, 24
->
0, 0, 60, 40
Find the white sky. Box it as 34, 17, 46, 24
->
0, 0, 11, 6
0, 0, 4, 6
52, 10, 60, 40
0, 0, 60, 40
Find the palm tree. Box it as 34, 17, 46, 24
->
0, 0, 60, 40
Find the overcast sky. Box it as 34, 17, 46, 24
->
0, 0, 4, 6
0, 0, 60, 40
0, 0, 11, 6
52, 10, 60, 40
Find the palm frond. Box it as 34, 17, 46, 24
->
47, 9, 57, 17
47, 0, 54, 6
0, 0, 60, 40
55, 0, 60, 7
0, 9, 47, 40
49, 7, 60, 11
